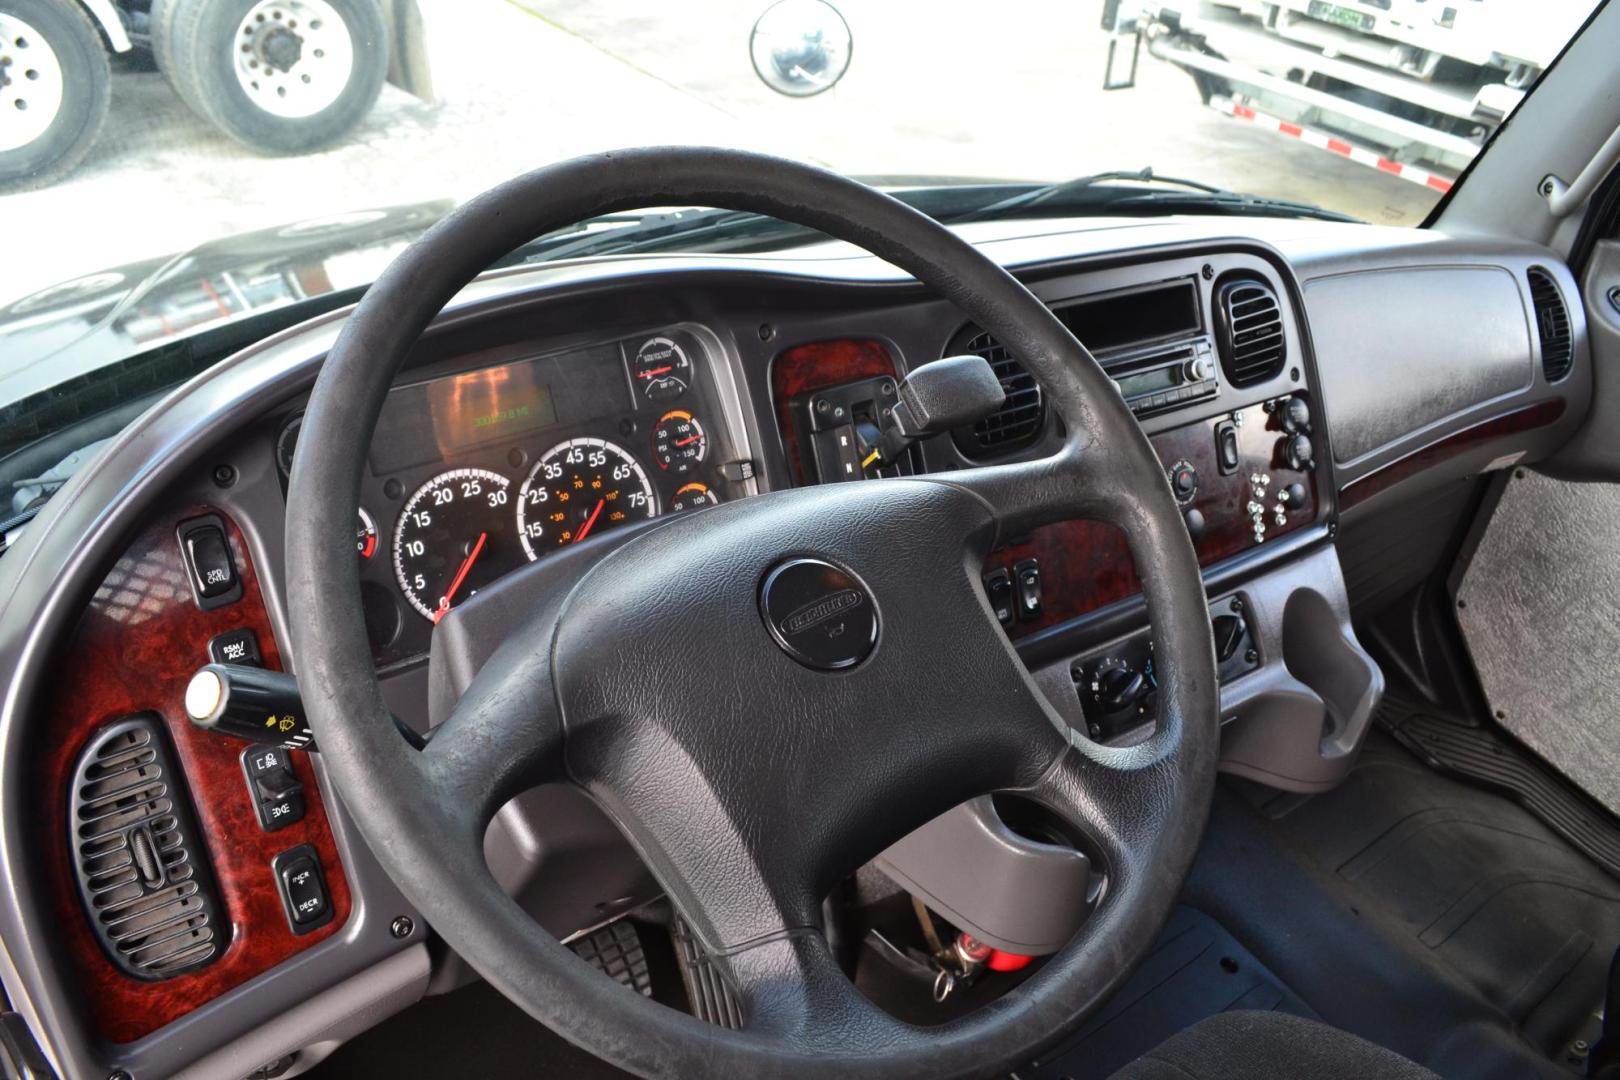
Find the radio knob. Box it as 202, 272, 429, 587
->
1184, 356, 1215, 382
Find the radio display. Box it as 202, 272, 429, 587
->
1114, 365, 1182, 399
1054, 278, 1201, 354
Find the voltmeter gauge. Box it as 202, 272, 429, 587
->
630, 337, 691, 402
652, 410, 707, 474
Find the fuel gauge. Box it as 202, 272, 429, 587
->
631, 336, 691, 402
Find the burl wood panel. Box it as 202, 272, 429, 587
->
40, 509, 350, 1043
771, 339, 898, 485
1338, 398, 1567, 510
987, 399, 1321, 637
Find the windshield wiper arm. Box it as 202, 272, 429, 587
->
506, 207, 807, 264
957, 166, 1358, 223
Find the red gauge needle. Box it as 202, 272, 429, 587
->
433, 531, 487, 624
637, 365, 673, 380
675, 434, 702, 447
574, 498, 606, 544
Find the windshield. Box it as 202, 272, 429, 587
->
0, 0, 1601, 423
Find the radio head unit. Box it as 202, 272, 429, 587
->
1049, 277, 1218, 417
1104, 337, 1218, 416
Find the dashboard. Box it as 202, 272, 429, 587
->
0, 213, 1592, 1080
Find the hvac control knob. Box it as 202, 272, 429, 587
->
1281, 396, 1311, 434
1285, 433, 1314, 471
1093, 659, 1146, 714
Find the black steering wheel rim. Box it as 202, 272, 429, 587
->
285, 147, 1218, 1079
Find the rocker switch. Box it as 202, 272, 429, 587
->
1013, 558, 1043, 621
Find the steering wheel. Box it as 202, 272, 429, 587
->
284, 148, 1218, 1079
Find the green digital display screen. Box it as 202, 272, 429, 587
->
371, 361, 558, 473
1115, 364, 1181, 399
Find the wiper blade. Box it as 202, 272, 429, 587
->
958, 167, 1359, 224
508, 207, 810, 263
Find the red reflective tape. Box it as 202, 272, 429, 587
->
1426, 174, 1454, 192
1326, 137, 1353, 155
1233, 104, 1257, 120
1376, 158, 1403, 175
1279, 122, 1304, 137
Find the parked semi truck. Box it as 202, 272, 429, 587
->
0, 0, 429, 192
1101, 0, 1592, 192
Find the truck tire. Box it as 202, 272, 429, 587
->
0, 0, 111, 192
151, 0, 386, 154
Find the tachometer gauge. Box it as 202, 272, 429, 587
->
630, 337, 691, 402
652, 409, 707, 475
518, 438, 655, 557
670, 482, 720, 512
393, 468, 519, 622
356, 507, 378, 559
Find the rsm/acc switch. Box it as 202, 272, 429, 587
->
272, 844, 333, 934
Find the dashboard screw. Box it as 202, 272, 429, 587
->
1245, 649, 1258, 664
391, 916, 414, 939
108, 1072, 132, 1080
1289, 367, 1300, 382
1230, 598, 1243, 613
1201, 264, 1214, 281
212, 464, 237, 488
757, 323, 776, 342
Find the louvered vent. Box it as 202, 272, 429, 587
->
1528, 268, 1573, 382
952, 327, 1044, 456
70, 716, 224, 981
1214, 277, 1286, 387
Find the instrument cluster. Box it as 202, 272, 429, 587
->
276, 327, 738, 665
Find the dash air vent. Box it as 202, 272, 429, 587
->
950, 327, 1044, 457
1213, 277, 1286, 387
1528, 268, 1573, 382
70, 716, 224, 980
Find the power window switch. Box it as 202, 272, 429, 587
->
984, 568, 1015, 628
1014, 558, 1043, 621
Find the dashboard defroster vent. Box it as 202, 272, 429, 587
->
69, 715, 225, 981
1213, 277, 1286, 387
1527, 268, 1573, 382
951, 327, 1044, 456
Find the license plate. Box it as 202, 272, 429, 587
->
1306, 1, 1375, 32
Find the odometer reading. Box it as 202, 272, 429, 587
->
392, 468, 519, 622
518, 438, 655, 557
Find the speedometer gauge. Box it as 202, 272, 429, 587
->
393, 468, 520, 622
517, 438, 655, 558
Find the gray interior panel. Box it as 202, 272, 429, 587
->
1307, 266, 1533, 464
1459, 470, 1620, 816
1548, 239, 1620, 480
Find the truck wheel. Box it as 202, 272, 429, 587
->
152, 0, 386, 154
0, 0, 111, 192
